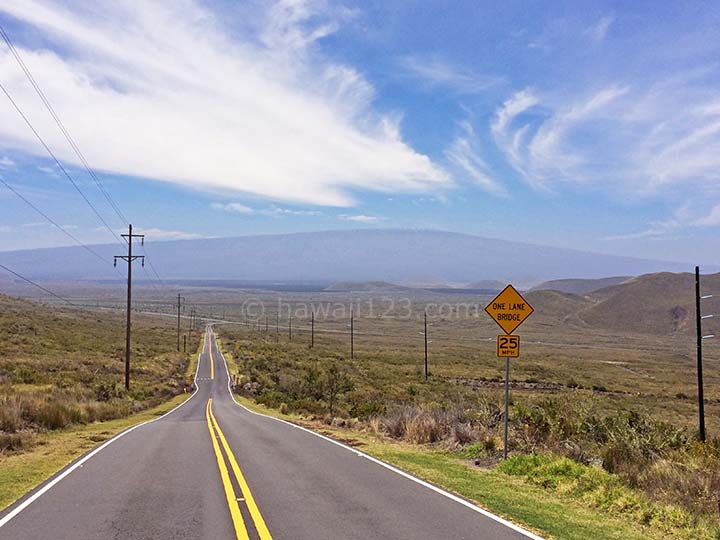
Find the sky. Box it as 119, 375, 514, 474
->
0, 0, 719, 264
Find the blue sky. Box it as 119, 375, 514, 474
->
0, 0, 719, 264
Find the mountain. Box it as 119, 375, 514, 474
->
580, 272, 720, 335
0, 229, 694, 286
530, 276, 632, 295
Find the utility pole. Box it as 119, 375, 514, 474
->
424, 311, 428, 380
176, 293, 185, 352
265, 316, 268, 333
311, 311, 315, 348
114, 224, 144, 391
276, 313, 279, 341
289, 315, 292, 341
183, 334, 186, 352
695, 266, 714, 442
350, 309, 354, 359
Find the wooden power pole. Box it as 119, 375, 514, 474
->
176, 293, 185, 351
114, 224, 144, 391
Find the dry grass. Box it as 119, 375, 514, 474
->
0, 294, 200, 454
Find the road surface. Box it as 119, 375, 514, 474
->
0, 328, 541, 540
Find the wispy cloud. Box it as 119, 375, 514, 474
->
260, 206, 322, 217
445, 121, 505, 196
585, 15, 614, 42
211, 202, 254, 214
0, 156, 15, 169
133, 227, 203, 240
0, 0, 448, 206
398, 55, 501, 94
37, 165, 58, 177
694, 204, 720, 227
339, 214, 385, 223
487, 77, 720, 197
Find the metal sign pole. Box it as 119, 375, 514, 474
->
504, 357, 510, 460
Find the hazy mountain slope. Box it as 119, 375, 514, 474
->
530, 276, 632, 295
0, 229, 691, 285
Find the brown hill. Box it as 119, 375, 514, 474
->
524, 289, 595, 326
530, 276, 631, 295
579, 272, 720, 336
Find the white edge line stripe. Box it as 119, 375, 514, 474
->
212, 328, 545, 540
0, 331, 207, 529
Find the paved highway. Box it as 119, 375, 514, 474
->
0, 328, 542, 540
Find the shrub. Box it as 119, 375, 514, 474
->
0, 395, 24, 432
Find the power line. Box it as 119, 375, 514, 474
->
0, 262, 76, 306
0, 175, 110, 265
0, 27, 176, 295
0, 80, 123, 245
0, 25, 128, 226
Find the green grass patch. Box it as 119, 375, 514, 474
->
232, 395, 719, 540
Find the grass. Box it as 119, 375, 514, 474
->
233, 395, 717, 540
0, 393, 190, 510
0, 294, 205, 511
0, 294, 201, 452
217, 323, 720, 539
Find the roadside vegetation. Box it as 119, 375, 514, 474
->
0, 295, 200, 455
217, 326, 720, 539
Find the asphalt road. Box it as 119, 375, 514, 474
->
0, 328, 541, 540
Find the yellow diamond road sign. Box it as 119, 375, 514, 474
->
484, 284, 534, 335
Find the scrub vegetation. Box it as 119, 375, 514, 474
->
215, 274, 720, 539
0, 295, 200, 455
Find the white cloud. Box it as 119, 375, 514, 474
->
585, 15, 614, 42
339, 214, 385, 223
260, 206, 322, 217
0, 156, 15, 169
694, 204, 720, 227
133, 227, 203, 240
445, 121, 505, 196
398, 56, 501, 94
0, 0, 448, 207
211, 202, 254, 214
489, 79, 720, 196
37, 165, 58, 177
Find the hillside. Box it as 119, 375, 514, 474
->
0, 229, 692, 286
0, 295, 197, 453
580, 272, 720, 335
530, 276, 631, 295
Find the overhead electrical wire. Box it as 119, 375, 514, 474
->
0, 24, 128, 227
0, 80, 124, 245
0, 262, 76, 306
0, 175, 109, 265
0, 25, 171, 295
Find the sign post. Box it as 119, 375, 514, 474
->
485, 285, 534, 459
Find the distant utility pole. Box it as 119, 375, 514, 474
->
424, 311, 428, 380
276, 313, 279, 341
176, 293, 185, 352
695, 266, 714, 442
311, 311, 315, 348
350, 310, 354, 359
114, 224, 144, 391
265, 316, 268, 333
183, 334, 186, 353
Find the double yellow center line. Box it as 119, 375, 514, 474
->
206, 398, 271, 540
207, 331, 215, 380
